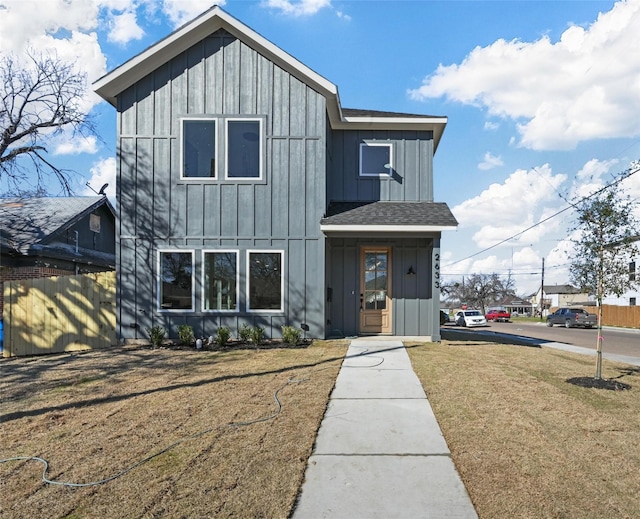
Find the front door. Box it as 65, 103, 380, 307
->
359, 247, 392, 334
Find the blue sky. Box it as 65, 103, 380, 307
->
2, 0, 639, 295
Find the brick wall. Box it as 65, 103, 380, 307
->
0, 266, 74, 317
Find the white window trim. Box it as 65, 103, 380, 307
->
157, 249, 195, 312
180, 117, 218, 180
359, 141, 394, 177
225, 118, 264, 181
202, 249, 239, 312
246, 249, 285, 313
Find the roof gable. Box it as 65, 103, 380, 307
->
93, 6, 447, 151
94, 6, 337, 108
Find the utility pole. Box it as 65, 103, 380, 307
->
539, 257, 545, 319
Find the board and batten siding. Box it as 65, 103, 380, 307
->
115, 30, 327, 340
326, 237, 440, 338
328, 130, 435, 202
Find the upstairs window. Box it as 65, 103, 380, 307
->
630, 261, 636, 282
226, 119, 262, 179
359, 142, 393, 177
159, 251, 194, 311
182, 120, 216, 178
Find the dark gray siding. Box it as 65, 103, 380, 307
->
326, 237, 441, 338
328, 130, 434, 203
115, 30, 327, 340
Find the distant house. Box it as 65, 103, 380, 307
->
603, 242, 639, 306
93, 6, 457, 341
0, 196, 116, 317
531, 284, 592, 314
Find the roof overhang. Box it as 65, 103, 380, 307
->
321, 224, 457, 234
333, 114, 448, 152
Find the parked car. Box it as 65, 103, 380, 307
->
485, 308, 511, 322
546, 307, 597, 328
455, 310, 487, 327
440, 310, 450, 325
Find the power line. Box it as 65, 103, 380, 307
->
443, 163, 640, 268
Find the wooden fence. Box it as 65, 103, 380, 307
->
2, 271, 116, 357
602, 304, 640, 329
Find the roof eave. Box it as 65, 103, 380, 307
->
328, 115, 448, 153
321, 224, 457, 233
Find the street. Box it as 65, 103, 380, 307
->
485, 320, 640, 359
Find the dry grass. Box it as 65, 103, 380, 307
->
0, 341, 348, 519
406, 341, 640, 519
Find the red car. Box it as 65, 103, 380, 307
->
485, 309, 511, 322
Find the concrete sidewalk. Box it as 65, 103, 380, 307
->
292, 339, 477, 519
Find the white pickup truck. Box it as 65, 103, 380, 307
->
546, 307, 597, 328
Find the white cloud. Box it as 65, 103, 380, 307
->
408, 0, 640, 150
108, 10, 145, 44
162, 0, 224, 27
82, 157, 116, 203
484, 121, 499, 131
478, 152, 503, 171
453, 164, 566, 228
55, 135, 98, 155
263, 0, 332, 17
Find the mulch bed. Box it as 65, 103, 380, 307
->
566, 376, 632, 390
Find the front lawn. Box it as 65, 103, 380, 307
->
0, 342, 347, 519
407, 341, 640, 518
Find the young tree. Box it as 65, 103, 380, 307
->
0, 51, 95, 195
569, 184, 640, 379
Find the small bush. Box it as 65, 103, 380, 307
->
238, 323, 252, 344
177, 324, 195, 346
146, 325, 166, 348
215, 326, 232, 347
249, 326, 265, 346
282, 325, 302, 345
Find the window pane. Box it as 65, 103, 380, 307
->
361, 143, 391, 176
204, 252, 237, 310
365, 252, 377, 271
227, 120, 260, 178
183, 121, 215, 177
160, 252, 193, 310
249, 252, 282, 310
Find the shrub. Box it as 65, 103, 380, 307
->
249, 326, 265, 346
177, 324, 195, 346
238, 323, 252, 344
282, 325, 302, 346
146, 325, 166, 348
215, 326, 232, 347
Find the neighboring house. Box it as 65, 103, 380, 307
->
93, 6, 457, 341
0, 196, 116, 317
531, 284, 592, 314
603, 254, 639, 306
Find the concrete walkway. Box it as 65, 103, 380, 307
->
292, 339, 477, 519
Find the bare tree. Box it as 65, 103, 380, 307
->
569, 179, 640, 379
442, 272, 517, 313
0, 51, 96, 195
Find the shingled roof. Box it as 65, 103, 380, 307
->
0, 197, 114, 253
320, 201, 458, 233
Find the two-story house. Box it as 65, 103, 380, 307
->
94, 6, 457, 341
